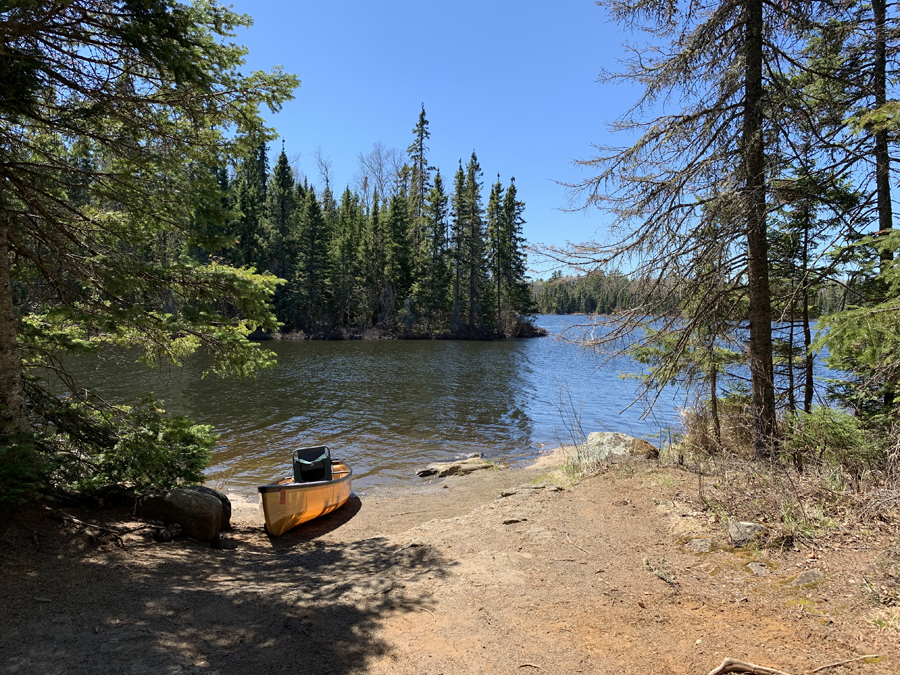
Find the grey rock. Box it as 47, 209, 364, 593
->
416, 457, 495, 478
498, 489, 518, 498
466, 452, 484, 459
137, 488, 223, 542
728, 521, 767, 547
189, 486, 232, 530
683, 538, 713, 553
746, 562, 769, 576
790, 569, 824, 586
579, 432, 660, 461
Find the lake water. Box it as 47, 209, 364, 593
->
58, 316, 711, 495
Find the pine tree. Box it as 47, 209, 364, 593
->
501, 177, 534, 332
267, 144, 297, 280
407, 105, 433, 269
450, 162, 467, 334
417, 170, 452, 330
463, 152, 487, 334
486, 176, 506, 334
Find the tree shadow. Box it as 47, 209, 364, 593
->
0, 512, 453, 675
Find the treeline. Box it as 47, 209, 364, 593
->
203, 107, 537, 338
557, 0, 900, 469
534, 272, 848, 318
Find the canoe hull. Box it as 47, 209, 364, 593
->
258, 462, 352, 536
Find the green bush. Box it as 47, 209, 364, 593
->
49, 396, 216, 493
782, 406, 884, 479
0, 434, 52, 510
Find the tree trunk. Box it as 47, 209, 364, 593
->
803, 288, 814, 414
710, 363, 721, 449
874, 0, 894, 409
744, 0, 777, 459
0, 221, 28, 436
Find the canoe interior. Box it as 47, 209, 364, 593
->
258, 461, 352, 536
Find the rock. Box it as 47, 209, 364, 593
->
137, 488, 223, 542
790, 569, 824, 586
578, 432, 659, 461
466, 452, 484, 459
728, 521, 767, 547
153, 523, 183, 542
416, 457, 495, 478
502, 517, 527, 525
746, 562, 769, 576
189, 486, 232, 530
683, 538, 713, 553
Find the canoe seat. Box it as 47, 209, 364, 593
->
292, 446, 332, 483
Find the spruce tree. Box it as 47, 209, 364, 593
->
463, 152, 487, 334
418, 170, 452, 330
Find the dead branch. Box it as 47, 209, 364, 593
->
706, 653, 882, 675
54, 512, 126, 548
707, 658, 793, 675
807, 655, 881, 674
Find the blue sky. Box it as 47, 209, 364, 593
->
227, 0, 641, 276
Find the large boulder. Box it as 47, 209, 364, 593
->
137, 487, 224, 542
579, 432, 659, 461
188, 486, 232, 530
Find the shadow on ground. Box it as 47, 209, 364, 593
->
0, 507, 451, 675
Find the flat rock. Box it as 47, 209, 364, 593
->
790, 569, 824, 586
746, 562, 769, 576
416, 457, 495, 478
728, 521, 767, 547
579, 432, 660, 461
684, 538, 713, 553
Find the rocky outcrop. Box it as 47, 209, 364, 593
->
137, 487, 227, 542
579, 432, 660, 461
416, 457, 495, 478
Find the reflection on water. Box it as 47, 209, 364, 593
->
57, 316, 685, 495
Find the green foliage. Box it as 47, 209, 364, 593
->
45, 396, 216, 493
0, 433, 52, 510
782, 406, 884, 478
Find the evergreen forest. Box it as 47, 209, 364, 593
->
212, 107, 537, 339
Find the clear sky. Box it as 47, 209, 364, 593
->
226, 0, 641, 276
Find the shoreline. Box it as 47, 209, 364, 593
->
1, 452, 896, 675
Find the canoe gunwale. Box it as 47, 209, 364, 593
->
257, 467, 352, 494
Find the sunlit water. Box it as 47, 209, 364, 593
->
57, 316, 727, 495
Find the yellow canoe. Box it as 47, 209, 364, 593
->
258, 458, 352, 536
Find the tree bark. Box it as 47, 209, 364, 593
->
873, 0, 894, 410
744, 0, 777, 459
0, 221, 28, 435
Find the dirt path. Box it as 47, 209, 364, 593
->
1, 456, 896, 675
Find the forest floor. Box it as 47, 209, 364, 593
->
1, 451, 898, 675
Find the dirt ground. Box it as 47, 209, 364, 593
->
1, 452, 897, 675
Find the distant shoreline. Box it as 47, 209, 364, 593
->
249, 324, 549, 341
